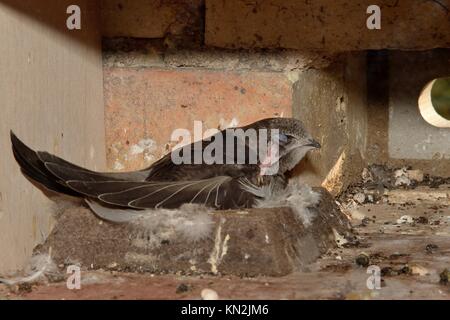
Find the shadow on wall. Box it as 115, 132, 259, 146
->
0, 0, 100, 48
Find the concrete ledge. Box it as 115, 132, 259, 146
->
36, 188, 351, 277
206, 0, 450, 51
101, 0, 202, 41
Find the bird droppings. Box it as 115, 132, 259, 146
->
218, 117, 239, 130
396, 215, 414, 225
332, 228, 348, 248
128, 138, 157, 164
113, 160, 125, 171
129, 138, 156, 155
208, 220, 230, 275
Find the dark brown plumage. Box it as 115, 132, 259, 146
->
10, 118, 320, 211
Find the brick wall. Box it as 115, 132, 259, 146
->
102, 38, 331, 172
100, 0, 450, 192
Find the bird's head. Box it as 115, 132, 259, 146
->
244, 117, 321, 174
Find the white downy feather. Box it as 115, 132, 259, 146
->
243, 179, 321, 226
87, 201, 214, 244
0, 249, 58, 285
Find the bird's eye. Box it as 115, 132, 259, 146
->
275, 133, 289, 145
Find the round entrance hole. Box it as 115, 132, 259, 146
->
418, 77, 450, 128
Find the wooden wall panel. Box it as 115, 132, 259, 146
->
0, 1, 105, 273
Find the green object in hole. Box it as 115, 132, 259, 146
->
431, 77, 450, 120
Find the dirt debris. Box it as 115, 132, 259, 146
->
425, 244, 439, 254
338, 164, 450, 205
355, 253, 370, 267
440, 269, 450, 285
176, 283, 191, 294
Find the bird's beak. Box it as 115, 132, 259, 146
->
306, 139, 321, 149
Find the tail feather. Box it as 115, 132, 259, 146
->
36, 149, 151, 181
43, 161, 122, 183
10, 131, 79, 196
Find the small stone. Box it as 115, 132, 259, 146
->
394, 168, 410, 186
349, 208, 366, 220
394, 168, 424, 186
353, 193, 366, 204
201, 288, 219, 300
333, 229, 348, 248
395, 175, 411, 187
411, 265, 429, 276
396, 215, 413, 224
406, 170, 424, 183
355, 253, 370, 267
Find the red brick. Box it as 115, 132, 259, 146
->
104, 68, 293, 170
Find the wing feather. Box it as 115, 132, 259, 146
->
11, 132, 260, 211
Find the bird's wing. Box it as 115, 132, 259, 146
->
145, 130, 262, 182
86, 200, 145, 223
11, 131, 258, 209
67, 176, 255, 209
